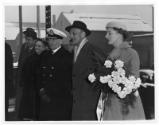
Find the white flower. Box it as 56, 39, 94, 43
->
124, 78, 131, 87
111, 71, 119, 78
127, 80, 134, 88
114, 60, 124, 69
88, 73, 96, 83
112, 76, 119, 84
121, 77, 127, 85
122, 87, 127, 91
116, 86, 122, 93
104, 60, 113, 68
108, 80, 113, 88
133, 78, 141, 89
96, 58, 142, 99
125, 87, 132, 94
118, 91, 127, 98
117, 68, 125, 76
112, 84, 119, 93
118, 75, 125, 84
100, 75, 111, 84
134, 78, 142, 88
129, 76, 136, 83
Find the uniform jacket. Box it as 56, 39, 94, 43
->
38, 47, 73, 120
72, 42, 101, 120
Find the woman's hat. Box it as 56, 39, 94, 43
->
106, 21, 127, 31
65, 20, 91, 36
46, 28, 67, 39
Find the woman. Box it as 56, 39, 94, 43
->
102, 21, 145, 120
19, 38, 48, 120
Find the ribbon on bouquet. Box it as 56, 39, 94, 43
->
96, 92, 107, 120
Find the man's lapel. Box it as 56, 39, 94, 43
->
73, 42, 89, 74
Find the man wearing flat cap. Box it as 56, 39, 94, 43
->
65, 20, 101, 120
37, 28, 73, 120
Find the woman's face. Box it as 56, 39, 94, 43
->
35, 41, 46, 55
105, 28, 122, 45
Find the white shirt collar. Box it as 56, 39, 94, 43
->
74, 38, 88, 62
78, 38, 87, 49
52, 46, 61, 54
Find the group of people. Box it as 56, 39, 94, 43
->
13, 20, 145, 121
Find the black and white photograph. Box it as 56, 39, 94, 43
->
1, 0, 158, 124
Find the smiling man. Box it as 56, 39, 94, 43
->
65, 20, 102, 120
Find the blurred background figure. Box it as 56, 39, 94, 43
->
19, 38, 48, 120
139, 69, 154, 119
5, 42, 14, 120
15, 32, 26, 62
15, 28, 37, 120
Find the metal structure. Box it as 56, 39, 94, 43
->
18, 6, 23, 50
45, 5, 51, 36
36, 6, 40, 37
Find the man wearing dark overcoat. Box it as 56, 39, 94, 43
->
65, 21, 101, 120
5, 42, 13, 120
16, 28, 37, 120
38, 28, 73, 120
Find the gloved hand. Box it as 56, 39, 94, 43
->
41, 94, 51, 103
39, 88, 51, 103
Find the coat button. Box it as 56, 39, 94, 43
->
51, 66, 54, 70
72, 87, 75, 91
42, 66, 46, 69
72, 74, 76, 77
73, 99, 76, 103
49, 74, 53, 77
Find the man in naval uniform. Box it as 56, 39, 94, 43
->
38, 28, 73, 120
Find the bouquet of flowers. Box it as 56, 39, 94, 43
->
88, 59, 141, 98
88, 59, 142, 120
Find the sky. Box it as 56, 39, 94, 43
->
5, 5, 153, 26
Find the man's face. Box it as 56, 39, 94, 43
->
47, 37, 62, 50
69, 28, 84, 45
25, 36, 35, 47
